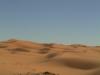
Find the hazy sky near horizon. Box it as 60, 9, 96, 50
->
0, 0, 100, 45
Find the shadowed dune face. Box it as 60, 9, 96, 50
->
43, 43, 54, 48
0, 43, 8, 48
88, 69, 100, 75
38, 48, 50, 54
91, 71, 100, 75
1, 39, 44, 49
7, 47, 30, 54
53, 58, 100, 70
69, 44, 88, 48
46, 53, 58, 59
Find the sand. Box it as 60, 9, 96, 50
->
0, 39, 100, 75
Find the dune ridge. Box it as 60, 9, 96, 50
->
0, 39, 100, 75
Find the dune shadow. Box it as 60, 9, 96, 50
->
88, 69, 100, 75
55, 58, 100, 70
7, 47, 30, 54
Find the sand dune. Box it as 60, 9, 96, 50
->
51, 58, 100, 70
0, 39, 100, 75
89, 69, 100, 75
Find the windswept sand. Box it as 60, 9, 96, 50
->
0, 39, 100, 75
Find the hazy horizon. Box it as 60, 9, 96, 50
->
0, 0, 100, 45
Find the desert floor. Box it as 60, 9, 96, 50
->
0, 39, 100, 75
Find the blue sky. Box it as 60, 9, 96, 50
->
0, 0, 100, 45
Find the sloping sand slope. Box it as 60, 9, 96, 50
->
0, 39, 100, 75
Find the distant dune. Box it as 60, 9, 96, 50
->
0, 39, 100, 75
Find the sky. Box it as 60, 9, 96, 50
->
0, 0, 100, 45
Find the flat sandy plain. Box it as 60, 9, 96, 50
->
0, 39, 100, 75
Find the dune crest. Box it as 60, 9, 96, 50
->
0, 39, 100, 75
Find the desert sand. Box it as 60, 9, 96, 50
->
0, 39, 100, 75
